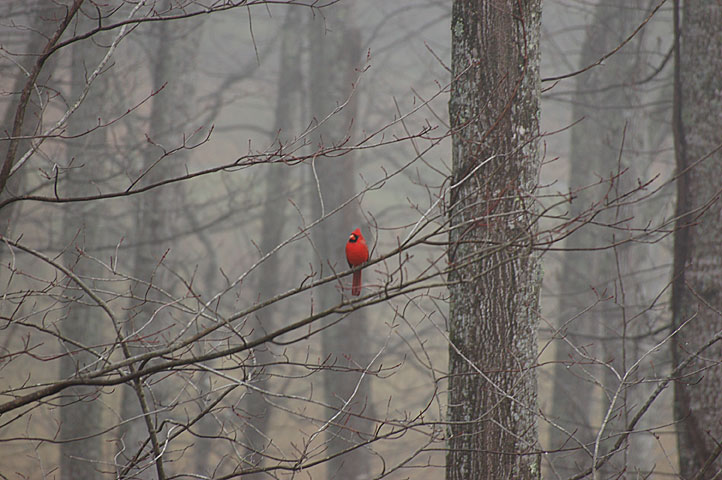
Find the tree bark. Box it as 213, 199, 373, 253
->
671, 2, 722, 479
446, 1, 542, 479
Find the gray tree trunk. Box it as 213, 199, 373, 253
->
446, 1, 542, 479
243, 6, 306, 473
118, 11, 201, 477
58, 21, 110, 480
307, 5, 375, 478
549, 1, 653, 475
671, 2, 722, 479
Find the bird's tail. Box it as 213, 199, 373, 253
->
352, 270, 362, 296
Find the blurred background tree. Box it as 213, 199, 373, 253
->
1, 1, 719, 480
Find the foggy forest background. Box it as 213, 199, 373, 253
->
1, 1, 721, 479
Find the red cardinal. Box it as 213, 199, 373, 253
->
345, 228, 369, 296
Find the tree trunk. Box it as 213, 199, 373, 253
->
243, 6, 306, 473
446, 1, 542, 479
119, 9, 201, 477
549, 1, 653, 475
58, 21, 110, 480
307, 5, 374, 478
671, 2, 722, 479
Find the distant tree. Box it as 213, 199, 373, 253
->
58, 13, 113, 479
0, 2, 64, 242
243, 6, 305, 473
446, 0, 542, 479
671, 2, 722, 479
0, 1, 82, 200
3, 1, 704, 479
1, 2, 441, 477
548, 1, 657, 475
307, 4, 376, 478
118, 9, 203, 477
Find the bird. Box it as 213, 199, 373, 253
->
345, 228, 369, 296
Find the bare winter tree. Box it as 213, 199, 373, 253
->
242, 6, 305, 473
3, 1, 721, 479
548, 1, 663, 475
1, 1, 450, 477
0, 2, 64, 243
446, 0, 542, 478
57, 10, 119, 477
306, 5, 378, 478
671, 2, 722, 479
118, 8, 204, 478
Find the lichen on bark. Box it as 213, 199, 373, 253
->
446, 1, 543, 479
